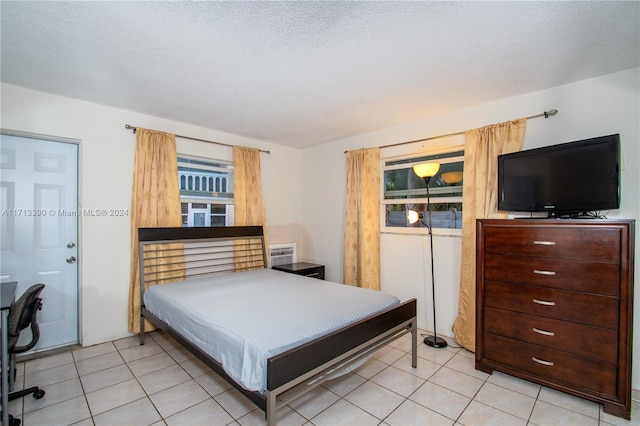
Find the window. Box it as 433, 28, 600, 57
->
178, 156, 234, 227
382, 149, 463, 232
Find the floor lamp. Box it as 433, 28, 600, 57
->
412, 162, 448, 348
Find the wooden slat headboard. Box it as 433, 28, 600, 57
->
138, 226, 267, 289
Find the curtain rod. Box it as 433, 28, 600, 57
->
124, 124, 271, 154
345, 109, 558, 153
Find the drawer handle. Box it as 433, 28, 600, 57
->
532, 357, 554, 366
533, 299, 555, 306
533, 240, 556, 246
533, 327, 555, 337
305, 273, 320, 277
533, 269, 556, 276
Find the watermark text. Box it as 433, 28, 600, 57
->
2, 209, 129, 217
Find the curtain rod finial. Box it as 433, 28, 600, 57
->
544, 109, 558, 118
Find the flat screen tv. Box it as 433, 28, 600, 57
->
498, 134, 620, 218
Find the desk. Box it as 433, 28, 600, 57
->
1, 281, 18, 426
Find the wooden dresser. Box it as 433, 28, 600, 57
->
475, 219, 635, 419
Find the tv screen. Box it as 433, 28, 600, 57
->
498, 134, 620, 217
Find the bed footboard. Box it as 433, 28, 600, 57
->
264, 299, 416, 425
268, 298, 417, 389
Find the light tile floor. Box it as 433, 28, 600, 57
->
5, 330, 639, 426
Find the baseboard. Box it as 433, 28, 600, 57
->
15, 343, 80, 362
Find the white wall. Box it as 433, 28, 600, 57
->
301, 68, 640, 389
1, 83, 304, 346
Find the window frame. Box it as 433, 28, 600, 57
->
177, 154, 235, 227
381, 145, 464, 237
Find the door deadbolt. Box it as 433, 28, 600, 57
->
67, 242, 76, 248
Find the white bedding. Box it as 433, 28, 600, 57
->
143, 268, 400, 393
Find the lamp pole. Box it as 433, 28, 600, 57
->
423, 176, 447, 348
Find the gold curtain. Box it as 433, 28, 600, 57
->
128, 129, 182, 333
343, 148, 381, 290
452, 118, 527, 351
233, 146, 268, 269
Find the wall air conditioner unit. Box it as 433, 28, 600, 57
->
269, 242, 297, 266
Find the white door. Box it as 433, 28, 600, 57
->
187, 203, 210, 227
1, 132, 79, 351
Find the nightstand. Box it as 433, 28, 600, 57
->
272, 262, 325, 280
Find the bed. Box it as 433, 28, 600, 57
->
138, 226, 417, 425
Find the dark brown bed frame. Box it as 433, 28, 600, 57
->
138, 226, 417, 425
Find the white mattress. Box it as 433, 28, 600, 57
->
143, 268, 400, 393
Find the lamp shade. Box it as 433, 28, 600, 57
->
441, 171, 463, 185
407, 209, 420, 225
413, 162, 440, 179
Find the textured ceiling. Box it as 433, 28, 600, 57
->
1, 1, 638, 148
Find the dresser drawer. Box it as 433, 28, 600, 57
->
483, 226, 621, 262
484, 253, 619, 296
485, 281, 619, 329
484, 307, 617, 363
484, 334, 617, 396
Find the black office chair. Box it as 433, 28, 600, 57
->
7, 283, 46, 402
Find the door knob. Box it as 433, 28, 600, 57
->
66, 256, 76, 264
67, 242, 76, 248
